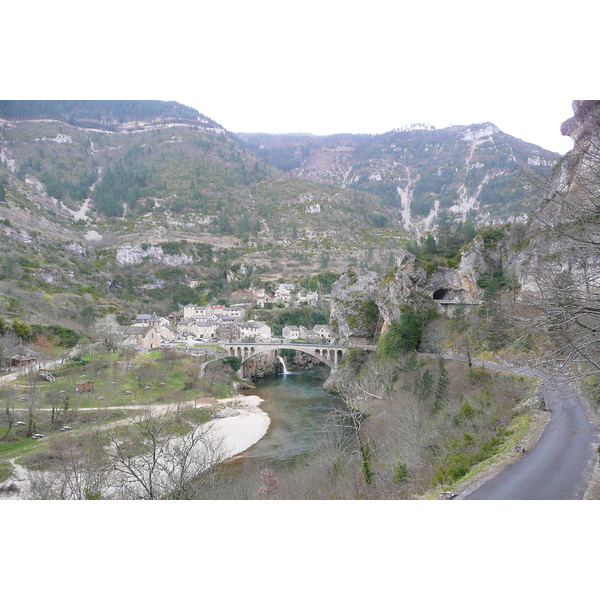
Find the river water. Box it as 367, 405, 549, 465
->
240, 366, 345, 467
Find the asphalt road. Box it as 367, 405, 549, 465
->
459, 361, 599, 500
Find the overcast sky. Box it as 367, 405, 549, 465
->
4, 2, 596, 155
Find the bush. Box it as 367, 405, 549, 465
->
223, 356, 242, 371
378, 306, 434, 357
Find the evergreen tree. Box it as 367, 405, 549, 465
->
416, 368, 434, 401
434, 361, 450, 411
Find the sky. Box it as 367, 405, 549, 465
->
4, 2, 597, 155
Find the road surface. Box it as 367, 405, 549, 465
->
458, 360, 599, 500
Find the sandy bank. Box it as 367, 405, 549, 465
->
0, 394, 270, 500
208, 394, 270, 460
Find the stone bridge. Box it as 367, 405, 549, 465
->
220, 341, 375, 372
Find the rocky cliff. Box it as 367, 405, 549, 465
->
330, 238, 490, 344
506, 101, 600, 296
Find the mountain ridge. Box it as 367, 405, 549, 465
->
0, 100, 561, 328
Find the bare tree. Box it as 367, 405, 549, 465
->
326, 365, 384, 488
0, 385, 18, 441
420, 318, 448, 357
107, 403, 225, 499
511, 102, 600, 395
28, 431, 114, 500
0, 331, 22, 371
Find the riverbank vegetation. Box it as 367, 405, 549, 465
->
193, 347, 535, 500
0, 346, 243, 494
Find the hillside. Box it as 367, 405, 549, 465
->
0, 100, 219, 130
0, 100, 561, 332
0, 101, 406, 327
239, 124, 560, 234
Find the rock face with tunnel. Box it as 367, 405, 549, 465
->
330, 240, 489, 343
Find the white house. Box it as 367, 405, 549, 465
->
282, 325, 300, 340
274, 283, 295, 302
235, 320, 272, 342
222, 306, 246, 319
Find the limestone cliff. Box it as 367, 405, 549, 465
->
330, 239, 490, 344
329, 267, 382, 344
506, 101, 600, 295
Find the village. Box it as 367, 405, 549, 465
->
1, 283, 334, 373
121, 282, 334, 352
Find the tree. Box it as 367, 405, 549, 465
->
107, 403, 225, 499
434, 361, 450, 411
92, 315, 124, 350
420, 319, 447, 356
326, 365, 384, 490
257, 468, 279, 499
0, 330, 22, 370
11, 319, 30, 341
80, 306, 95, 327
378, 308, 428, 357
511, 101, 600, 396
28, 432, 113, 500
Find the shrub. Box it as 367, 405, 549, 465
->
223, 356, 242, 372
378, 306, 433, 357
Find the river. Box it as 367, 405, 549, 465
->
240, 365, 345, 467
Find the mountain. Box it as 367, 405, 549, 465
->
0, 100, 220, 130
0, 100, 405, 326
239, 124, 560, 234
0, 100, 560, 330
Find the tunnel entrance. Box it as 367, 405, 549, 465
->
433, 288, 452, 301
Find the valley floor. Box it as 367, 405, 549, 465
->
0, 394, 271, 500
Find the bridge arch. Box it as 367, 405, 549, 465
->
222, 342, 356, 373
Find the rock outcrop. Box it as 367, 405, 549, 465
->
329, 267, 382, 344
507, 101, 600, 295
116, 244, 194, 266
330, 241, 490, 344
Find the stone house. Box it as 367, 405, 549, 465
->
274, 284, 295, 303
176, 317, 196, 336
235, 320, 272, 342
282, 325, 300, 340
10, 345, 40, 367
122, 324, 161, 350
296, 291, 319, 305
215, 316, 239, 341
183, 304, 244, 320
193, 321, 218, 339
313, 324, 333, 342
159, 321, 176, 342
133, 313, 160, 327
222, 306, 246, 319
249, 287, 272, 307
183, 305, 211, 319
